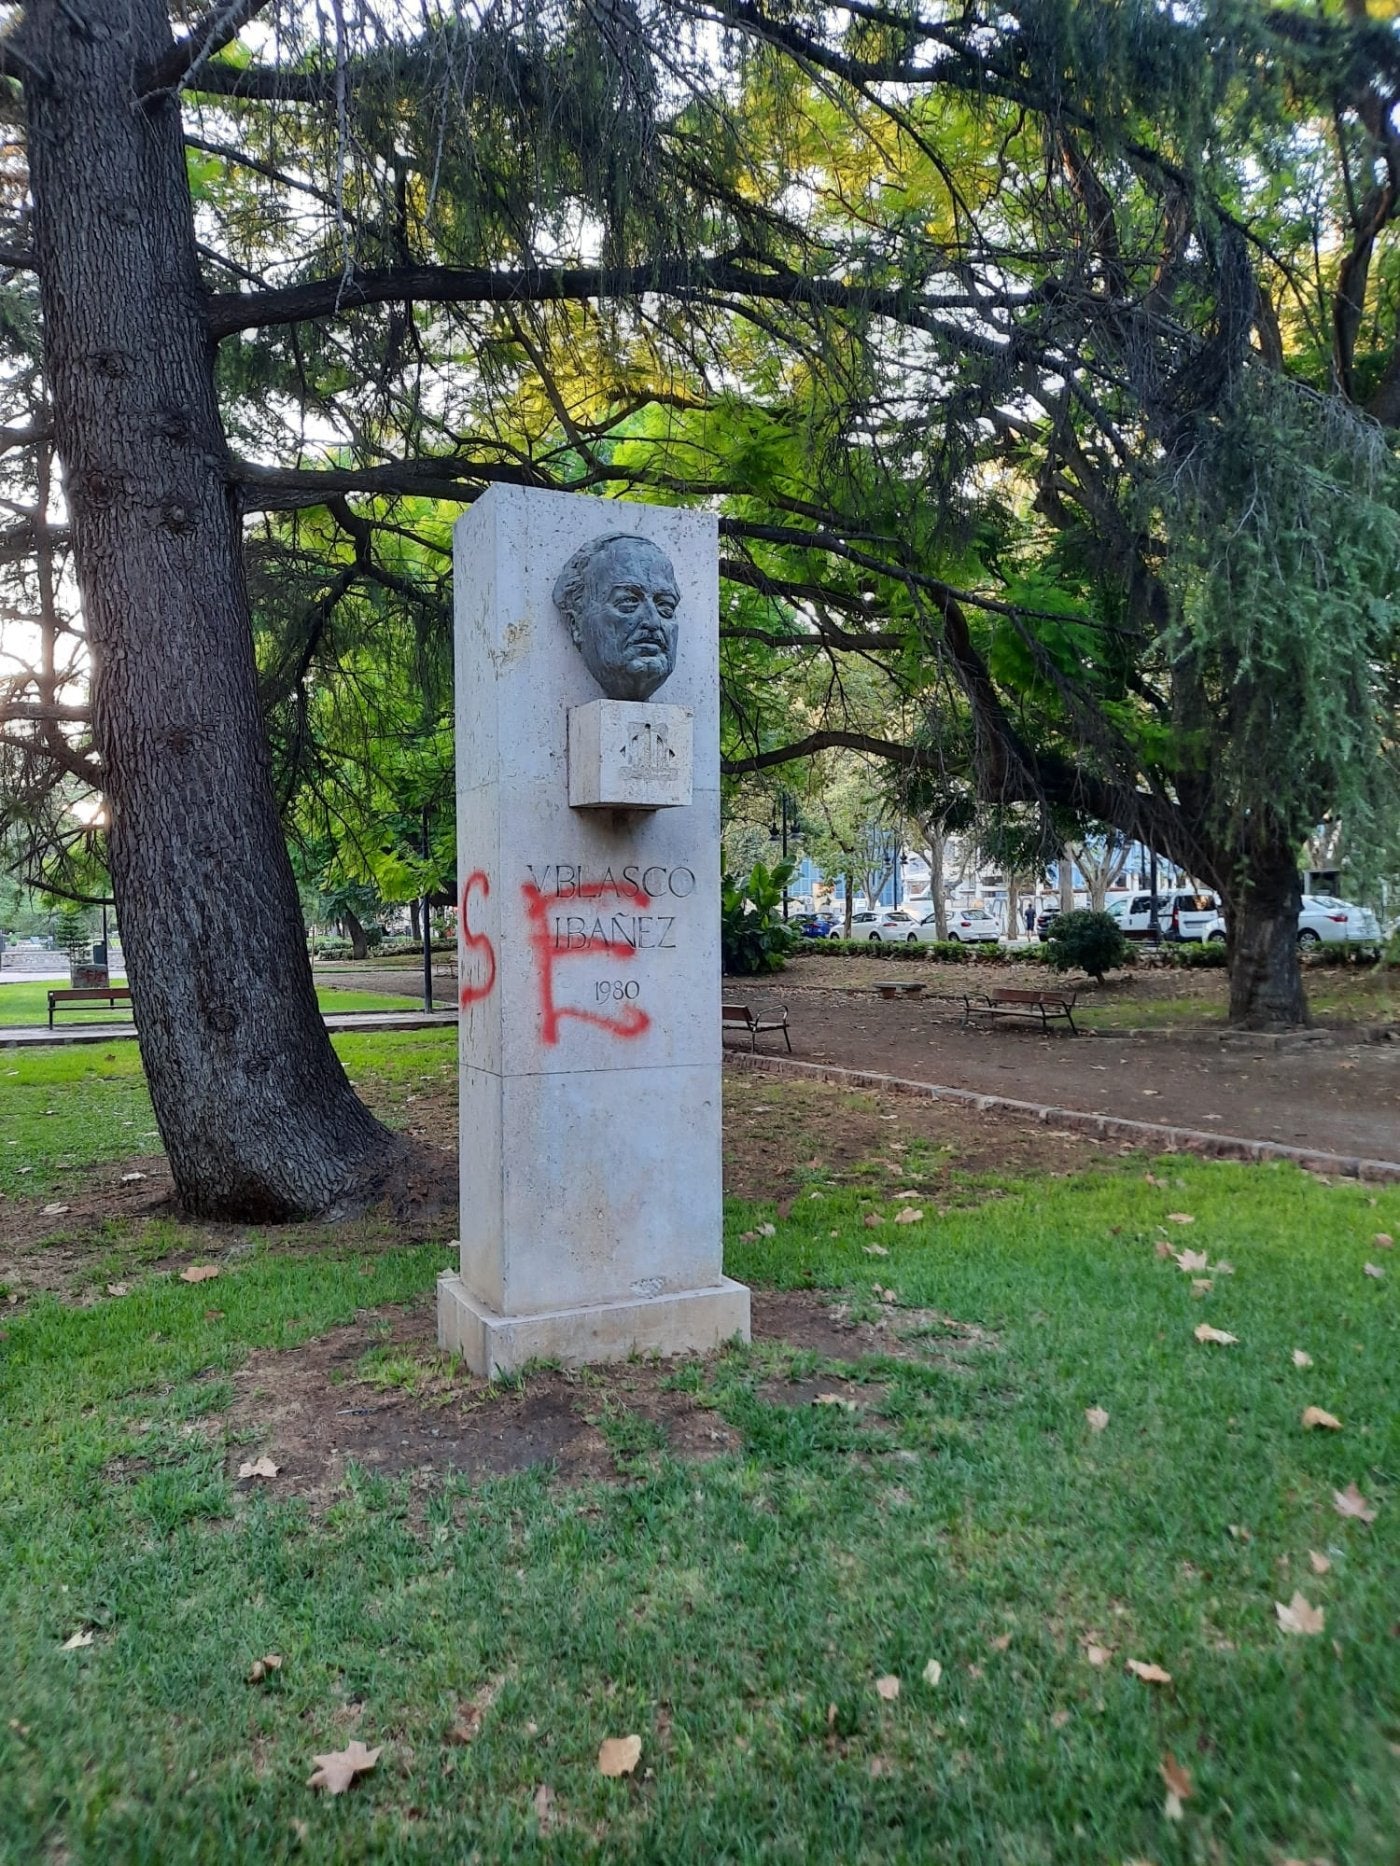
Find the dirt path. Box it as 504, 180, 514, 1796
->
727, 975, 1400, 1164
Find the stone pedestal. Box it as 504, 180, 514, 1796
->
436, 485, 749, 1376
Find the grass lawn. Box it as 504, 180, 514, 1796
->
0, 979, 424, 1031
0, 1029, 453, 1201
1, 1055, 1396, 1861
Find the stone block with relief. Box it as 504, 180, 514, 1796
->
568, 699, 693, 809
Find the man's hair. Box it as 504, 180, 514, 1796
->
552, 533, 657, 644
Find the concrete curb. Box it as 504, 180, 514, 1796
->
725, 1050, 1400, 1184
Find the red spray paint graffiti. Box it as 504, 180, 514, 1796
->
522, 878, 652, 1045
458, 870, 498, 1007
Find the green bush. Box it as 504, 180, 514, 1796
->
721, 860, 797, 976
1168, 941, 1228, 968
1043, 909, 1128, 981
795, 938, 1060, 966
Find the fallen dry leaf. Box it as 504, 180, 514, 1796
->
247, 1654, 283, 1684
893, 1208, 924, 1225
1125, 1658, 1173, 1684
597, 1734, 642, 1777
307, 1739, 380, 1795
61, 1629, 93, 1650
120, 1171, 146, 1185
532, 1783, 557, 1830
989, 1633, 1012, 1652
1049, 1708, 1071, 1729
1292, 1349, 1314, 1369
1373, 1232, 1393, 1249
1308, 1551, 1331, 1575
105, 1283, 129, 1297
1166, 1212, 1196, 1225
1084, 1406, 1110, 1433
1160, 1753, 1193, 1803
1363, 1262, 1385, 1279
867, 1754, 894, 1778
814, 1392, 857, 1413
1211, 1260, 1235, 1275
862, 1242, 889, 1258
1153, 1239, 1174, 1260
875, 1674, 901, 1702
1083, 1643, 1111, 1668
179, 1264, 220, 1284
922, 1658, 942, 1687
1275, 1591, 1325, 1637
1333, 1483, 1377, 1523
1301, 1407, 1342, 1432
41, 1202, 70, 1216
237, 1456, 280, 1480
1174, 1248, 1209, 1273
757, 1223, 776, 1238
863, 1212, 884, 1228
1191, 1278, 1214, 1296
1194, 1324, 1237, 1346
450, 1675, 506, 1743
1161, 1753, 1193, 1819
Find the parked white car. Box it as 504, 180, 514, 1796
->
1176, 894, 1380, 947
1297, 895, 1381, 947
1105, 891, 1221, 941
847, 908, 918, 941
908, 907, 1002, 944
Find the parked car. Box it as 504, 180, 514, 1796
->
1297, 895, 1382, 948
909, 906, 1002, 944
1034, 908, 1060, 938
848, 908, 918, 941
1105, 891, 1221, 941
796, 912, 838, 939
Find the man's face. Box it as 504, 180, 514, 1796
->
575, 538, 680, 701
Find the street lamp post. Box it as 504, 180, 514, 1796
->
1148, 847, 1160, 945
421, 804, 434, 1013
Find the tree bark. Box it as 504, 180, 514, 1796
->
340, 908, 371, 963
1224, 839, 1310, 1029
922, 827, 948, 939
1058, 851, 1075, 914
22, 0, 409, 1218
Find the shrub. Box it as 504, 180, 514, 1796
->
1043, 909, 1128, 981
721, 860, 797, 976
1169, 941, 1228, 968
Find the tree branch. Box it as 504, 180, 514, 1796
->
721, 730, 917, 775
139, 0, 275, 101
205, 258, 1002, 353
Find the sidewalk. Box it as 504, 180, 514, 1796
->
0, 1008, 457, 1048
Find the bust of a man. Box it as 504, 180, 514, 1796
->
552, 533, 680, 702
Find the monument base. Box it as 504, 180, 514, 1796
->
436, 1271, 751, 1378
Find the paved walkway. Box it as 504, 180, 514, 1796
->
0, 1008, 457, 1048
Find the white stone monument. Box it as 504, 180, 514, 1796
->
436, 485, 751, 1375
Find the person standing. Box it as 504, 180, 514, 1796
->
1023, 902, 1035, 937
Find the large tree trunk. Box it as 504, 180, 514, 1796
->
23, 0, 410, 1218
1225, 839, 1309, 1029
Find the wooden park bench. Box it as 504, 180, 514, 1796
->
722, 1001, 791, 1052
47, 985, 133, 1029
962, 987, 1078, 1035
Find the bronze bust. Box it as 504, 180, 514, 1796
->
552, 534, 680, 701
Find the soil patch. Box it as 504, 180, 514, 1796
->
215, 1288, 963, 1511
722, 1068, 1115, 1202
